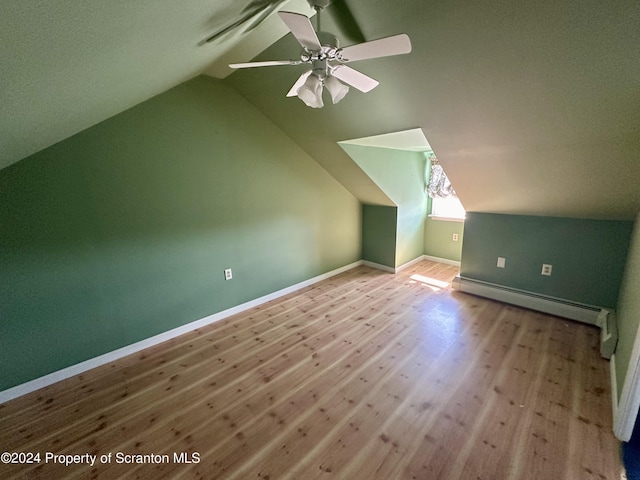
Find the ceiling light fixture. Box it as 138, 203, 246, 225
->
297, 73, 324, 108
296, 72, 349, 108
228, 1, 411, 110
324, 74, 349, 104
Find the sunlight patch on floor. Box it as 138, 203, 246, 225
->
409, 274, 450, 291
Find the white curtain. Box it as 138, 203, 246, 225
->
426, 156, 456, 199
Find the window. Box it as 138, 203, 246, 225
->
426, 155, 465, 221
431, 194, 466, 220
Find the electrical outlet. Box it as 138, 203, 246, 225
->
452, 233, 459, 242
541, 264, 552, 276
497, 257, 506, 268
224, 268, 233, 280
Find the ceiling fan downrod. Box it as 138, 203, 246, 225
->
307, 0, 331, 31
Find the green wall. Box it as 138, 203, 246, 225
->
361, 205, 397, 267
340, 144, 427, 267
424, 216, 464, 262
460, 212, 633, 308
615, 212, 640, 399
0, 76, 361, 390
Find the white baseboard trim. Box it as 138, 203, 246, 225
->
396, 255, 431, 272
613, 325, 640, 441
452, 276, 602, 326
0, 260, 363, 404
362, 255, 461, 274
422, 255, 461, 267
362, 260, 396, 273
610, 354, 619, 428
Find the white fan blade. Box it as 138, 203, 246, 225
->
286, 71, 312, 97
331, 65, 379, 93
229, 60, 302, 69
278, 11, 321, 51
337, 34, 412, 63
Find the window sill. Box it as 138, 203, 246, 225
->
428, 215, 465, 223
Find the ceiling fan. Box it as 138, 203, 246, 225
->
229, 0, 412, 108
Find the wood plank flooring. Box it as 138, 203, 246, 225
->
0, 261, 624, 479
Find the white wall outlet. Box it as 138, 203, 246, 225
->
541, 264, 552, 276
452, 233, 459, 241
224, 268, 233, 280
497, 257, 506, 268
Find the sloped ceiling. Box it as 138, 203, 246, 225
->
0, 0, 312, 170
2, 1, 639, 221
339, 128, 432, 153
222, 1, 640, 220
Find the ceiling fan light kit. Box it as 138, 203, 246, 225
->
228, 0, 411, 108
324, 74, 349, 104
298, 73, 325, 108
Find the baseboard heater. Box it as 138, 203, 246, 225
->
452, 275, 617, 359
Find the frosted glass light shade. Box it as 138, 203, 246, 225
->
297, 74, 324, 108
325, 75, 349, 104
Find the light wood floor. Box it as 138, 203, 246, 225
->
0, 261, 624, 479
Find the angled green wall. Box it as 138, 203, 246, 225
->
340, 144, 427, 267
0, 75, 361, 390
361, 205, 397, 267
460, 212, 633, 308
615, 212, 640, 399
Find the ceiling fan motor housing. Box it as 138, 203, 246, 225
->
311, 59, 328, 79
303, 33, 338, 78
